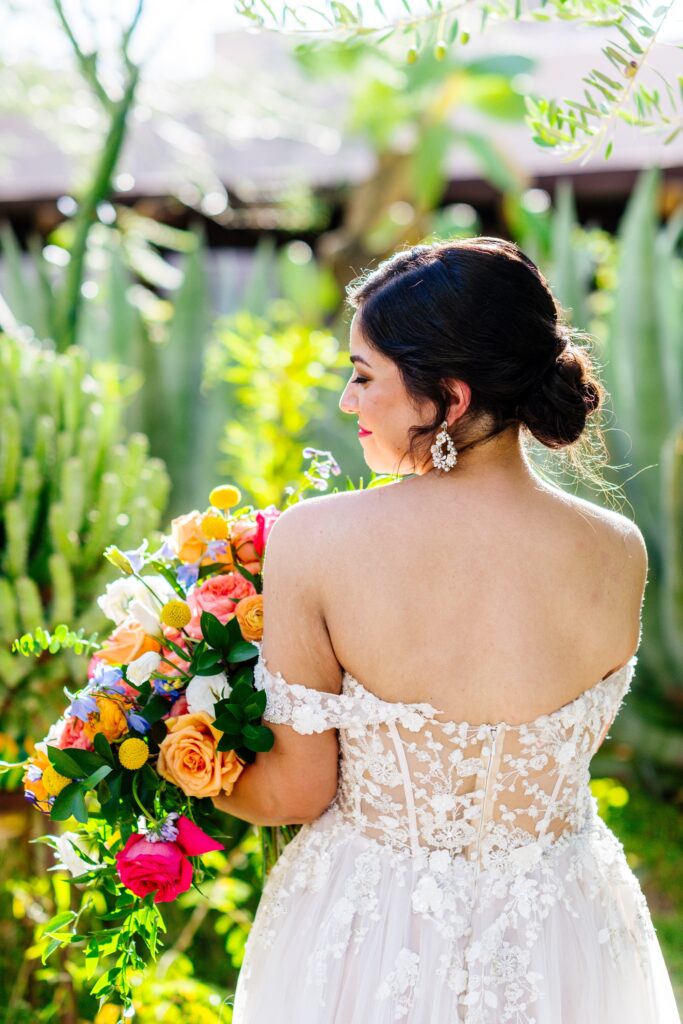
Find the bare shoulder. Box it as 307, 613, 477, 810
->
272, 484, 394, 534
549, 487, 648, 597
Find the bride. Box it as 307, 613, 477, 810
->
212, 237, 681, 1022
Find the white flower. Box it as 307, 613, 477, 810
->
51, 832, 100, 878
127, 651, 162, 686
128, 598, 163, 637
186, 672, 232, 717
97, 575, 177, 627
44, 717, 66, 746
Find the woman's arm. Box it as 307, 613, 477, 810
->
211, 500, 342, 826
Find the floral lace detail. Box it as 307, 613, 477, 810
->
240, 648, 659, 1022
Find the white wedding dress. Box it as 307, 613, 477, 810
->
231, 646, 681, 1023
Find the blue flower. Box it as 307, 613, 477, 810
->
126, 712, 151, 734
177, 563, 200, 592
68, 695, 98, 722
121, 539, 149, 574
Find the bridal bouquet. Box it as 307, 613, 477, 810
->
10, 454, 342, 1012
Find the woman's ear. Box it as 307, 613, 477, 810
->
443, 378, 472, 427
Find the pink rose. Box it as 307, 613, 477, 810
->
185, 572, 256, 640
115, 815, 224, 904
253, 505, 280, 557
87, 655, 101, 679
57, 717, 94, 751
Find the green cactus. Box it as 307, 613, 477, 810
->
0, 333, 171, 742
515, 171, 683, 777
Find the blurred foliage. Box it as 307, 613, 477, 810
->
236, 0, 683, 163
203, 238, 347, 506
0, 333, 170, 739
299, 38, 531, 288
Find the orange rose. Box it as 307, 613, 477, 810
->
157, 712, 244, 798
83, 694, 132, 743
23, 747, 52, 813
230, 518, 262, 574
171, 510, 234, 568
235, 594, 263, 642
98, 619, 161, 666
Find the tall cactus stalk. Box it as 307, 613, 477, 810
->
0, 333, 170, 739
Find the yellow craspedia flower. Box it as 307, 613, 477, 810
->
118, 737, 149, 770
209, 484, 241, 510
160, 599, 192, 629
42, 764, 71, 796
103, 545, 134, 575
201, 513, 229, 540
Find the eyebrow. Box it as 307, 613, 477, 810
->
349, 354, 372, 367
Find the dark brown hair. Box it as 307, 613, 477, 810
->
345, 237, 607, 480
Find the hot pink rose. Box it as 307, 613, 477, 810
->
253, 505, 281, 557
57, 716, 94, 751
115, 815, 224, 904
185, 572, 256, 640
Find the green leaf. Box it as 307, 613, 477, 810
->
93, 733, 116, 766
242, 723, 275, 752
216, 733, 243, 752
201, 611, 232, 650
45, 745, 85, 779
228, 682, 256, 706
80, 764, 113, 790
244, 690, 267, 719
195, 650, 224, 673
228, 640, 259, 664
61, 748, 107, 775
50, 781, 88, 823
45, 910, 77, 931
141, 694, 172, 725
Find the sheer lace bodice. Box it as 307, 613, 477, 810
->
234, 646, 680, 1023
254, 646, 638, 868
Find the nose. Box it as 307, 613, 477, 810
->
338, 380, 357, 416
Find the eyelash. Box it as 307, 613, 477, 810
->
351, 375, 369, 385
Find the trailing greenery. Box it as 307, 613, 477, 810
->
235, 0, 683, 162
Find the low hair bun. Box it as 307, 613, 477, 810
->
520, 332, 604, 449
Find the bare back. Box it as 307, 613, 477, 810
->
315, 473, 646, 726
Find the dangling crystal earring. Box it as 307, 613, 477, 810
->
430, 420, 458, 472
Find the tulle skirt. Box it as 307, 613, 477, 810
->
230, 807, 681, 1023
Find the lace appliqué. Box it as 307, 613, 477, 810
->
242, 649, 648, 1022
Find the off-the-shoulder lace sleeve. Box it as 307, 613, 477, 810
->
252, 644, 351, 734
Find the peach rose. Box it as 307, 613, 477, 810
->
185, 572, 256, 640
157, 712, 244, 798
98, 619, 161, 666
156, 630, 192, 679
82, 694, 132, 743
57, 716, 94, 751
171, 510, 234, 568
235, 594, 263, 642
229, 518, 262, 574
